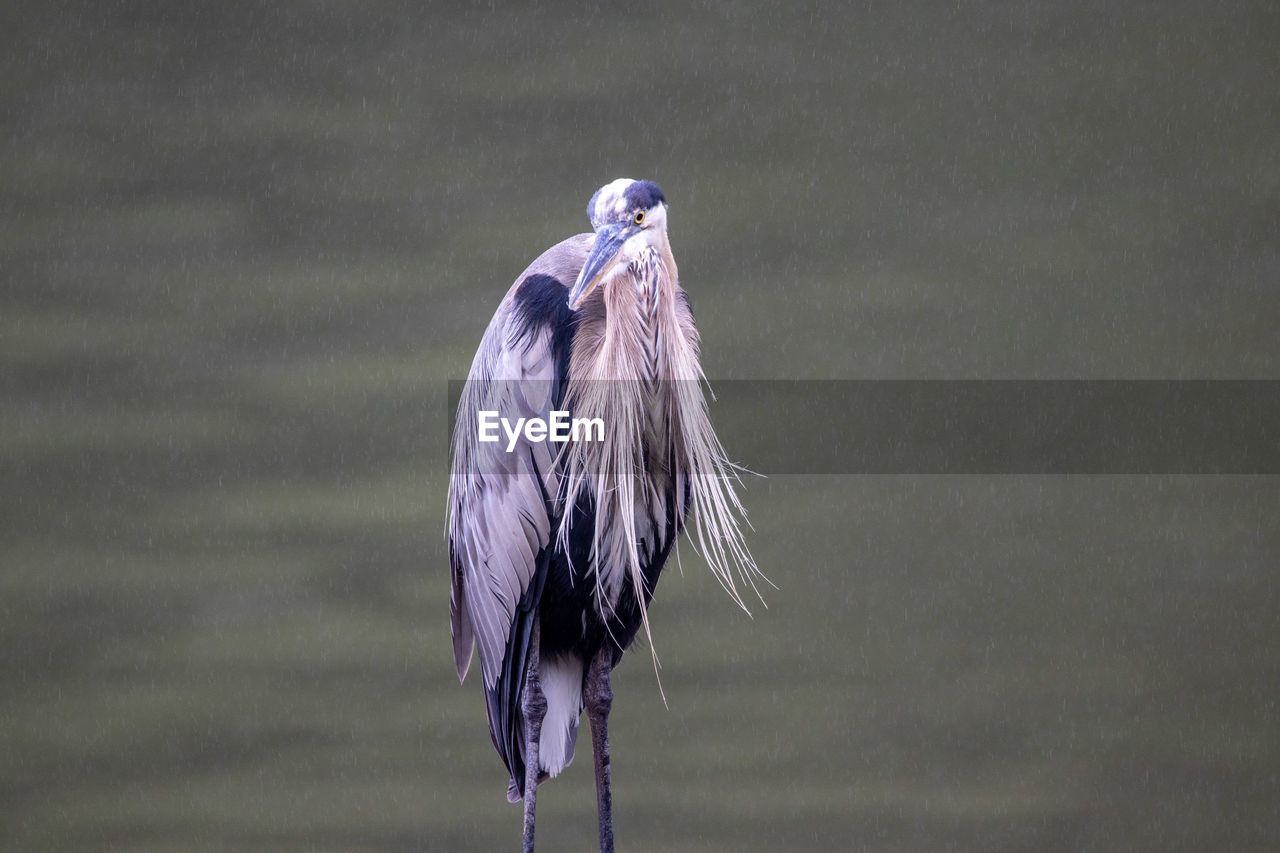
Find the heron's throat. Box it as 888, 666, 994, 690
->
569, 246, 684, 393
631, 248, 665, 391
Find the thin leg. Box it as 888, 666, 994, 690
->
585, 645, 614, 853
522, 617, 546, 853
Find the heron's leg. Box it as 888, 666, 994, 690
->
522, 617, 546, 853
585, 645, 615, 853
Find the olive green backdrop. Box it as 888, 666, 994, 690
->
3, 2, 1277, 850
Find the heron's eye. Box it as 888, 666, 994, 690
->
634, 210, 646, 226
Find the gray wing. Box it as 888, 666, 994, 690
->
447, 233, 592, 688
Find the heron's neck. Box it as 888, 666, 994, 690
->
560, 242, 688, 609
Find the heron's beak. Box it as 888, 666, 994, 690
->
568, 222, 632, 310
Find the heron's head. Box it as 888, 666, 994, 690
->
568, 178, 668, 309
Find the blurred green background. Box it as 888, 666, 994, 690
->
3, 2, 1278, 850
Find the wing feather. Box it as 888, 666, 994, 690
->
447, 234, 592, 689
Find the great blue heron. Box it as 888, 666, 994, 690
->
448, 179, 761, 851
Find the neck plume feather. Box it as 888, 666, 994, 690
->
558, 246, 767, 686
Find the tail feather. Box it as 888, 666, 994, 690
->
538, 654, 583, 778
